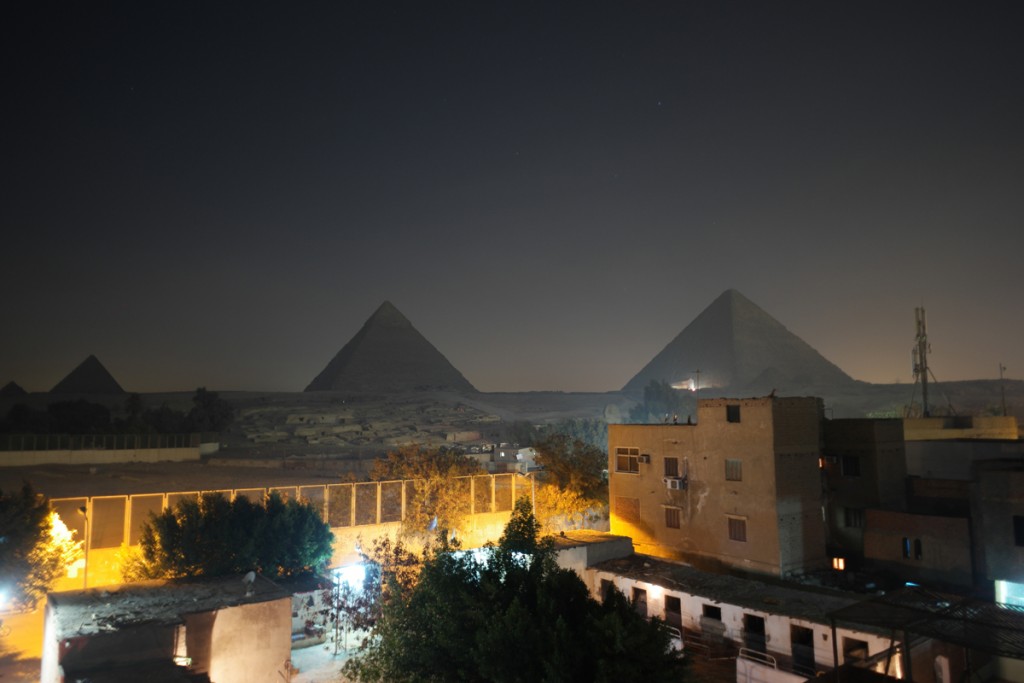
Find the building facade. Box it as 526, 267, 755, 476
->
608, 396, 827, 577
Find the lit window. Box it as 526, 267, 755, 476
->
728, 516, 747, 542
726, 405, 741, 423
725, 459, 742, 481
832, 557, 846, 571
615, 447, 640, 473
665, 507, 681, 529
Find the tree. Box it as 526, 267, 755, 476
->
186, 387, 235, 433
533, 433, 606, 500
0, 483, 82, 607
126, 492, 333, 580
345, 498, 687, 683
370, 445, 481, 536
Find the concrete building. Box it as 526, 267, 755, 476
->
41, 575, 292, 683
608, 396, 828, 577
821, 418, 908, 562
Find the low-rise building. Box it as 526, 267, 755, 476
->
41, 574, 292, 683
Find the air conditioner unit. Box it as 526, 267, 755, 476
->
664, 477, 686, 490
638, 454, 651, 464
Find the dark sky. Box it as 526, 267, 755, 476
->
3, 2, 1022, 393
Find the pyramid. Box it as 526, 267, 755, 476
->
305, 301, 476, 393
1, 380, 28, 397
623, 289, 854, 394
50, 355, 125, 394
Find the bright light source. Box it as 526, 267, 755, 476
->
647, 584, 663, 600
832, 557, 845, 571
333, 563, 366, 588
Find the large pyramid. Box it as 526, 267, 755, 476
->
305, 301, 476, 393
50, 355, 125, 394
623, 289, 855, 394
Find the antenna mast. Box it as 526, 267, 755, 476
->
912, 307, 931, 417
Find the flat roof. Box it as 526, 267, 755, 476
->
593, 554, 884, 633
48, 574, 288, 639
828, 586, 1024, 660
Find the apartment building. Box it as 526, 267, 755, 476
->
608, 396, 828, 577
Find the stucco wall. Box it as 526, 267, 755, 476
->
185, 596, 292, 683
609, 397, 826, 576
1, 446, 200, 466
863, 509, 972, 587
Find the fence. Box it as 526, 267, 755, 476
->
0, 433, 199, 451
52, 473, 524, 551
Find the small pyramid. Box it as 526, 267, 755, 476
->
50, 355, 126, 394
623, 289, 854, 393
305, 302, 476, 393
1, 380, 28, 397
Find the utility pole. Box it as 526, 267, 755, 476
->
913, 308, 930, 417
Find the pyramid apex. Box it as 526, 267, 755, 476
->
623, 291, 853, 393
305, 303, 475, 393
51, 355, 125, 394
368, 301, 411, 326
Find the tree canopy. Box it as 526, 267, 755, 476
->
125, 492, 333, 580
370, 445, 482, 536
0, 387, 235, 435
0, 483, 81, 606
345, 497, 687, 683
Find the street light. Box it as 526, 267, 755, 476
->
77, 504, 90, 589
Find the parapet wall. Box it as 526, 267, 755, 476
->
1, 446, 201, 466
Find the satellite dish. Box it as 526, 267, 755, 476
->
242, 571, 256, 596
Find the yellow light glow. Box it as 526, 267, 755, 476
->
832, 557, 845, 571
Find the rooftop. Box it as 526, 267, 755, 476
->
48, 574, 288, 639
593, 553, 884, 633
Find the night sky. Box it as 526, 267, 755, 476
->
3, 2, 1022, 393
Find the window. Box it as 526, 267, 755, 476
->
613, 496, 641, 524
843, 637, 869, 663
843, 507, 865, 528
703, 604, 722, 620
841, 455, 861, 477
665, 507, 681, 529
664, 456, 679, 477
615, 447, 640, 473
728, 516, 747, 542
632, 587, 648, 617
726, 405, 741, 423
600, 578, 614, 603
725, 459, 742, 481
902, 537, 911, 558
1014, 516, 1024, 546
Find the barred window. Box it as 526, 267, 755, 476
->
614, 496, 641, 524
665, 507, 681, 529
725, 459, 742, 481
843, 507, 865, 528
664, 457, 679, 478
728, 516, 747, 542
726, 405, 741, 423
